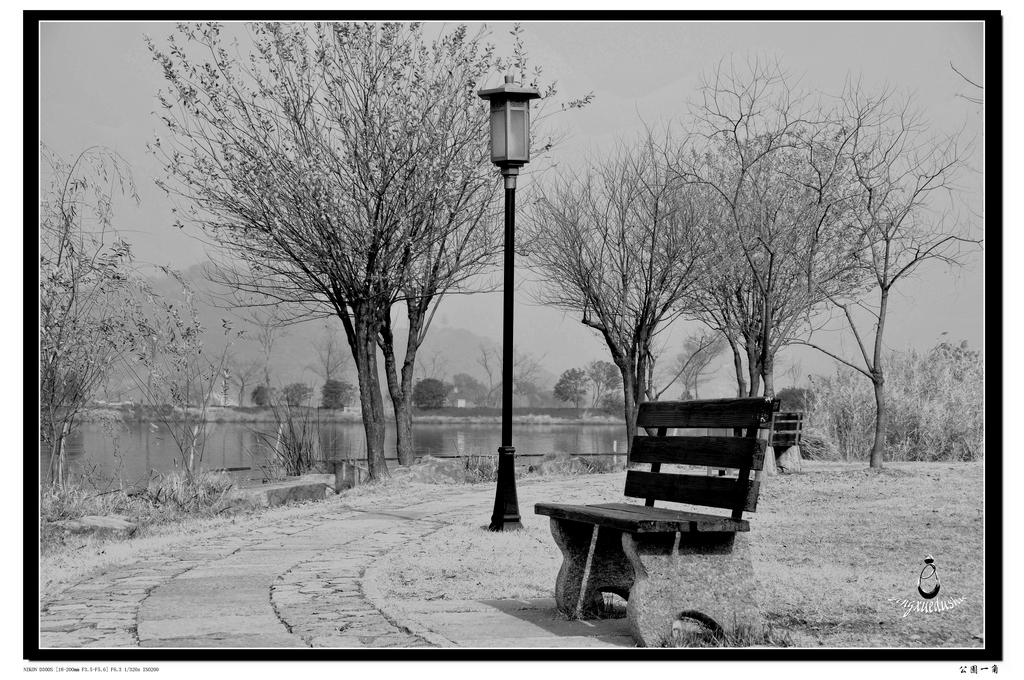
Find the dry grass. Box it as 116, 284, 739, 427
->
378, 461, 986, 648
40, 470, 243, 554
658, 620, 794, 648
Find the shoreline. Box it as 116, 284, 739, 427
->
81, 406, 624, 426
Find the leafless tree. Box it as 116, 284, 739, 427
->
310, 321, 349, 385
647, 331, 726, 401
374, 24, 590, 465
674, 57, 863, 397
796, 83, 979, 468
149, 22, 514, 478
119, 271, 229, 479
475, 343, 543, 408
238, 306, 288, 394
585, 360, 620, 410
415, 349, 450, 382
228, 355, 262, 407
372, 43, 503, 464
476, 343, 501, 407
525, 135, 711, 447
39, 145, 138, 487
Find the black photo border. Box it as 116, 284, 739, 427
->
24, 7, 1003, 663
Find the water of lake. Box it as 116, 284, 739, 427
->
45, 420, 628, 487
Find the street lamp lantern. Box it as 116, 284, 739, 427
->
478, 75, 541, 532
479, 75, 541, 182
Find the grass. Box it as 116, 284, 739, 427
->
659, 620, 794, 648
377, 461, 986, 648
41, 470, 240, 533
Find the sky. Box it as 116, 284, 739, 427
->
37, 19, 987, 395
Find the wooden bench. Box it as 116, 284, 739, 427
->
770, 411, 804, 450
535, 397, 777, 646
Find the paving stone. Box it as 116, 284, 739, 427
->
138, 614, 289, 640
40, 621, 88, 632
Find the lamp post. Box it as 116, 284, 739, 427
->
478, 75, 541, 532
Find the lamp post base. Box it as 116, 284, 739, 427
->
488, 445, 523, 531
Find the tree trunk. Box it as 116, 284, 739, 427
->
745, 341, 761, 397
394, 369, 415, 466
352, 315, 389, 481
621, 369, 638, 455
727, 336, 747, 397
868, 288, 891, 469
380, 338, 416, 467
870, 376, 886, 468
761, 353, 775, 398
379, 305, 428, 467
617, 349, 645, 455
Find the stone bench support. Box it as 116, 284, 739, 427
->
549, 517, 760, 647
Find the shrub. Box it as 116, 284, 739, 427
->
805, 341, 984, 462
600, 391, 625, 415
281, 382, 313, 407
321, 378, 354, 409
797, 426, 839, 460
413, 378, 450, 409
252, 401, 326, 478
251, 384, 271, 407
462, 455, 498, 483
775, 386, 813, 411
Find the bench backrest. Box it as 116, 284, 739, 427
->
627, 397, 779, 521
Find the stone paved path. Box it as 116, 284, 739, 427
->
38, 479, 633, 649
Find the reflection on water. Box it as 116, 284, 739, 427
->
44, 419, 626, 487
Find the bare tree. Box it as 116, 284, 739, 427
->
512, 349, 544, 402
526, 136, 711, 447
228, 355, 262, 407
585, 360, 620, 410
415, 349, 449, 382
310, 321, 349, 385
475, 343, 543, 408
675, 57, 863, 397
376, 98, 501, 463
149, 22, 513, 478
476, 343, 502, 407
239, 306, 288, 395
797, 84, 979, 468
374, 24, 589, 466
39, 145, 138, 486
120, 271, 229, 479
149, 21, 587, 475
686, 265, 759, 398
647, 331, 725, 401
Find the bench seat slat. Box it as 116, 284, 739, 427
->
534, 502, 749, 533
630, 436, 766, 470
624, 470, 760, 512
